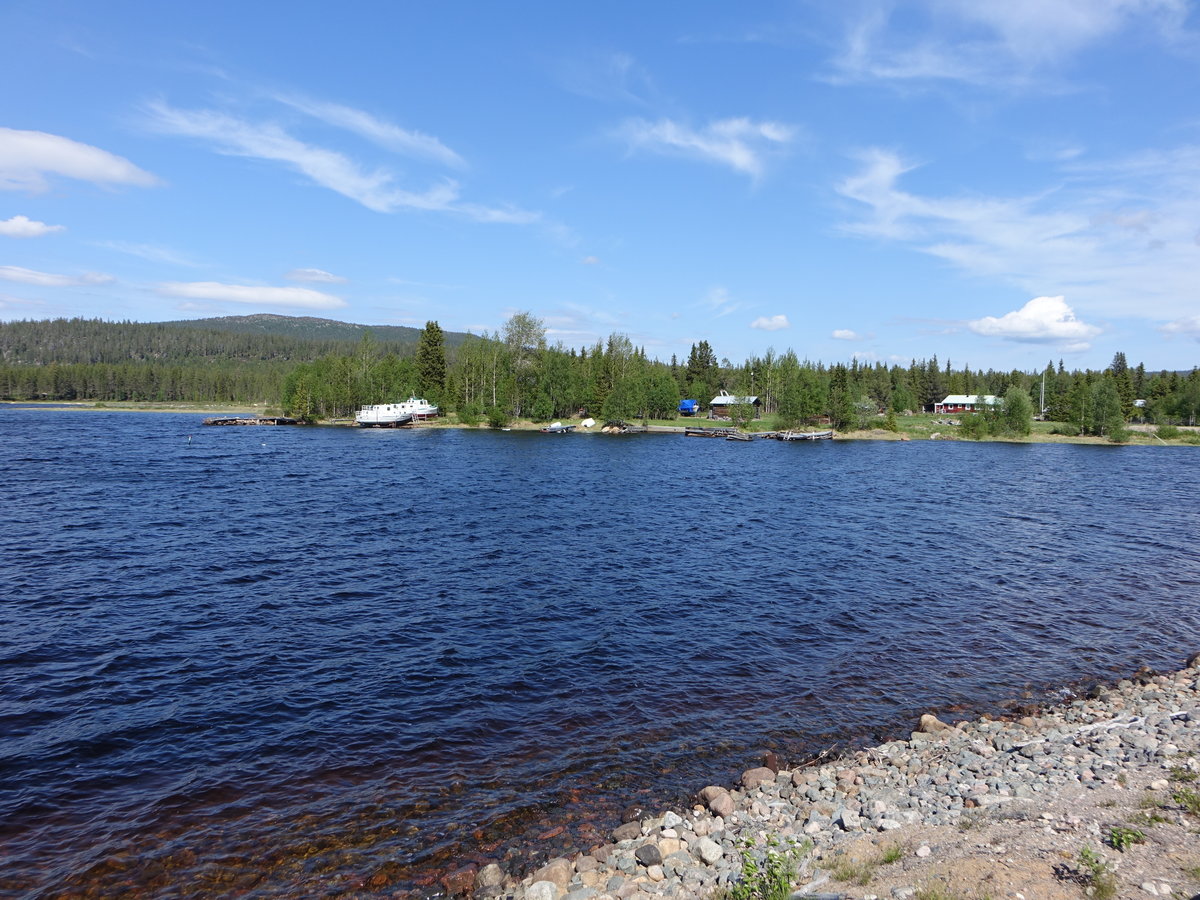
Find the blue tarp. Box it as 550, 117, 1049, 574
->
678, 399, 699, 414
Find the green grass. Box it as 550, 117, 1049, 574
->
1077, 846, 1118, 900
1106, 826, 1145, 852
1174, 788, 1200, 816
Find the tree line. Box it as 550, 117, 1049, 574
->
3, 314, 1197, 430
278, 313, 1200, 431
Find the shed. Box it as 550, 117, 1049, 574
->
934, 394, 998, 414
709, 389, 761, 420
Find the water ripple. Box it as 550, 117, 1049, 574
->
1, 410, 1199, 896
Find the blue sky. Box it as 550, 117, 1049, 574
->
2, 1, 1199, 371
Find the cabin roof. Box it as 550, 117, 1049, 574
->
938, 394, 998, 405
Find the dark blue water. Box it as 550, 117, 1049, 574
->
2, 409, 1199, 897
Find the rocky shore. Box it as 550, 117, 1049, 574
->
447, 656, 1200, 900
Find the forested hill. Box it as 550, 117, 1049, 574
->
0, 316, 469, 366
162, 314, 470, 349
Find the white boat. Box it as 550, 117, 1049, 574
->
355, 396, 439, 427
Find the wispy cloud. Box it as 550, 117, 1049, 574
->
617, 117, 796, 179
0, 215, 65, 238
828, 0, 1191, 89
751, 314, 790, 331
836, 145, 1200, 320
0, 128, 160, 192
0, 265, 114, 287
273, 94, 466, 167
157, 280, 345, 310
144, 100, 538, 223
285, 267, 347, 283
95, 240, 199, 266
702, 286, 746, 318
832, 328, 862, 340
968, 295, 1101, 351
559, 51, 657, 106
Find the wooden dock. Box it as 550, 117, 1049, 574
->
684, 426, 739, 438
203, 416, 302, 426
773, 429, 833, 441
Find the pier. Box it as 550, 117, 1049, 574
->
202, 416, 302, 426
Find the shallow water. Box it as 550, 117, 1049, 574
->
2, 410, 1198, 896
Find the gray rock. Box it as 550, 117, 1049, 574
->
634, 843, 662, 867
476, 863, 505, 890
741, 767, 775, 789
695, 837, 723, 865
527, 881, 559, 900
612, 821, 642, 843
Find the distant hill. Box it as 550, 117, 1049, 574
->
163, 314, 470, 348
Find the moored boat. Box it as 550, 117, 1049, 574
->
355, 397, 439, 427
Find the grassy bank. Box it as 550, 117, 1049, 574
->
8, 402, 1200, 446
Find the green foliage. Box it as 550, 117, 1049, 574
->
1174, 788, 1200, 816
1090, 377, 1125, 437
729, 400, 757, 430
831, 856, 876, 885
455, 403, 482, 427
958, 414, 989, 440
1077, 846, 1118, 900
1051, 422, 1082, 436
1156, 424, 1180, 440
722, 836, 808, 900
880, 843, 904, 864
884, 409, 899, 432
1106, 826, 1145, 852
485, 405, 510, 429
997, 384, 1033, 436
415, 321, 447, 402
1170, 766, 1199, 782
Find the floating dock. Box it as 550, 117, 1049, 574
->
203, 416, 302, 426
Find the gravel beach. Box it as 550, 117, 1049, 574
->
455, 655, 1200, 900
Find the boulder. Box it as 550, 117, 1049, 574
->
611, 821, 642, 842
695, 837, 724, 866
917, 713, 952, 734
527, 881, 559, 900
709, 792, 734, 818
475, 863, 505, 891
634, 843, 662, 867
531, 858, 572, 892
741, 766, 776, 789
441, 865, 476, 896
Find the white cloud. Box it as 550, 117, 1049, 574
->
837, 146, 1200, 321
0, 265, 114, 287
751, 314, 791, 331
968, 295, 1101, 350
0, 215, 65, 238
829, 0, 1189, 88
157, 281, 345, 310
273, 95, 466, 168
618, 117, 795, 179
144, 101, 538, 223
832, 328, 862, 340
285, 267, 347, 283
0, 128, 160, 192
581, 255, 600, 265
1161, 315, 1200, 339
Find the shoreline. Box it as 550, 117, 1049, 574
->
4, 402, 1198, 447
462, 657, 1200, 900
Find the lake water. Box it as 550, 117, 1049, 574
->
2, 408, 1199, 897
